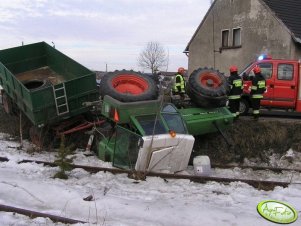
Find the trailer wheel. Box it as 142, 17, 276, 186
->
2, 93, 13, 114
100, 70, 158, 102
187, 68, 229, 108
239, 98, 250, 115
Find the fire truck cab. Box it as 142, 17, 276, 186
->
239, 55, 301, 114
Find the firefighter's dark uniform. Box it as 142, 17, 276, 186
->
172, 73, 186, 96
250, 72, 266, 120
228, 72, 243, 118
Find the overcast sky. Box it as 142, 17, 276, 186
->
0, 0, 211, 72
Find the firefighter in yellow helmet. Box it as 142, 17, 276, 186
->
172, 67, 186, 99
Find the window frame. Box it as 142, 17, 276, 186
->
221, 29, 230, 48
244, 63, 273, 80
232, 27, 241, 47
277, 64, 294, 81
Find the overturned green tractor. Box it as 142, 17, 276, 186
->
96, 69, 233, 173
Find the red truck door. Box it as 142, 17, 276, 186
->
271, 61, 298, 108
247, 61, 298, 108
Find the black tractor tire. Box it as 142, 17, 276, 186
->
187, 68, 229, 108
188, 87, 228, 108
239, 98, 250, 115
100, 70, 158, 102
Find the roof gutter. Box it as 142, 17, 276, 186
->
293, 36, 301, 44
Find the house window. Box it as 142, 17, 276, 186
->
222, 30, 229, 47
278, 64, 293, 80
233, 28, 241, 46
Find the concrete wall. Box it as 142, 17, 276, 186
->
187, 0, 301, 75
294, 43, 301, 60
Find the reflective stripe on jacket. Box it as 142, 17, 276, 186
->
250, 73, 266, 98
228, 74, 243, 98
233, 79, 243, 88
228, 95, 241, 99
252, 94, 264, 98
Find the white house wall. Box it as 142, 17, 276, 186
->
187, 0, 299, 75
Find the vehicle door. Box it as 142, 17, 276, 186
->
272, 62, 298, 108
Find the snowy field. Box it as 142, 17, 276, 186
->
0, 133, 301, 225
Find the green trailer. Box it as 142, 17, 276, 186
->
0, 42, 98, 128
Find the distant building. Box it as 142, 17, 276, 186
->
184, 0, 301, 75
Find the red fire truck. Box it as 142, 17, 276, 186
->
239, 55, 301, 115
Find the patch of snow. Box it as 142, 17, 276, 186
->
0, 135, 300, 225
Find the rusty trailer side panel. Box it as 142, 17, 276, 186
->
0, 42, 98, 127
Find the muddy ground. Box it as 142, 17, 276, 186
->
1, 106, 301, 165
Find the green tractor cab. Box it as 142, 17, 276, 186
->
98, 95, 194, 173
97, 95, 234, 173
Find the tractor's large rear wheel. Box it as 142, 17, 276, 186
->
187, 68, 229, 108
100, 70, 158, 102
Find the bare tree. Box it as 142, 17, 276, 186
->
138, 41, 168, 74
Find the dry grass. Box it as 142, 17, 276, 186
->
193, 119, 300, 164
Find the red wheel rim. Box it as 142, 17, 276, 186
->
111, 74, 149, 95
199, 72, 222, 88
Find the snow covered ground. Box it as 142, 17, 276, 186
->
0, 133, 301, 226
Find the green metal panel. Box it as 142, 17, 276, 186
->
0, 42, 46, 74
112, 126, 141, 170
0, 42, 98, 126
101, 95, 162, 124
178, 107, 234, 136
98, 137, 115, 162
